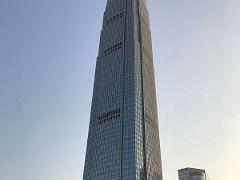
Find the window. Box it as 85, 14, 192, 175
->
106, 12, 124, 25
98, 108, 121, 124
104, 43, 123, 56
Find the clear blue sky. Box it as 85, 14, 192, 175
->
0, 0, 239, 180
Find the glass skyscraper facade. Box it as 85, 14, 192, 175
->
83, 0, 163, 179
178, 168, 210, 180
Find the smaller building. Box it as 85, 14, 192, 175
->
178, 167, 210, 180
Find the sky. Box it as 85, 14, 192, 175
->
0, 0, 239, 180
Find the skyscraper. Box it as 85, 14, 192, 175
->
83, 0, 163, 179
178, 168, 210, 180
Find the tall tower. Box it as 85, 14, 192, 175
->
83, 0, 163, 179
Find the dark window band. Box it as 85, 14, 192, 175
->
104, 42, 123, 56
98, 108, 121, 124
106, 12, 124, 25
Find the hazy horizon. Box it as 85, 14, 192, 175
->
0, 0, 239, 180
